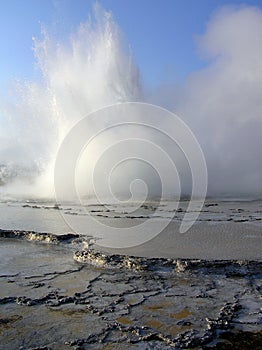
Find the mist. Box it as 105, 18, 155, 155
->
178, 5, 262, 196
151, 5, 262, 197
0, 4, 261, 200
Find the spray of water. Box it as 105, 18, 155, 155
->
1, 4, 262, 200
0, 4, 142, 199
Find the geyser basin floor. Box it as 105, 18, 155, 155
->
0, 199, 261, 259
0, 236, 261, 349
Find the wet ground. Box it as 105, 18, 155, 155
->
0, 230, 261, 349
0, 199, 262, 259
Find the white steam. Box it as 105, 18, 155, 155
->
178, 5, 262, 196
0, 4, 142, 198
0, 4, 262, 199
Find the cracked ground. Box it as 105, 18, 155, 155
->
0, 234, 261, 349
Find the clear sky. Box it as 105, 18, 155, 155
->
0, 0, 261, 90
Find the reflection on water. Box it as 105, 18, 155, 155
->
0, 199, 261, 259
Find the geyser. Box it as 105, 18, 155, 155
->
1, 4, 262, 199
0, 4, 142, 199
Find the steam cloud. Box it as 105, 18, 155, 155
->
0, 4, 261, 199
178, 5, 262, 196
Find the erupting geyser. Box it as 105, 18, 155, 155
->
0, 4, 142, 199
1, 4, 262, 199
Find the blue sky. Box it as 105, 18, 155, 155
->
0, 0, 261, 89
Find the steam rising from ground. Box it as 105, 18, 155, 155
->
153, 5, 262, 197
0, 4, 262, 199
178, 5, 262, 196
